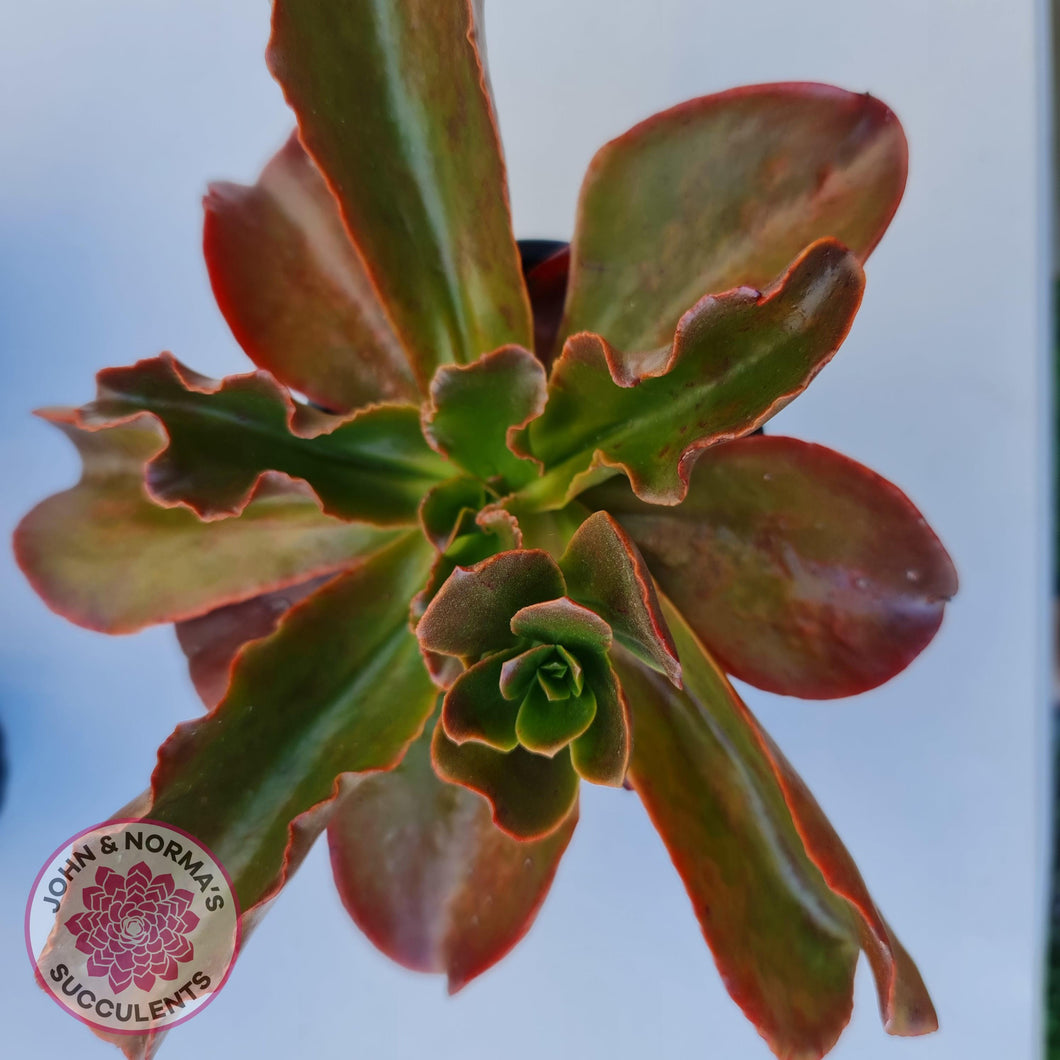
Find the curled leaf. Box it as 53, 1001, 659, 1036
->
518, 239, 864, 508
15, 414, 391, 633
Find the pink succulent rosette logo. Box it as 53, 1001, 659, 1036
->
65, 861, 200, 994
27, 820, 239, 1034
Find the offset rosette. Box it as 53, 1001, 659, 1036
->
417, 512, 681, 838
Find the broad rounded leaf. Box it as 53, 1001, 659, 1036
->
559, 511, 680, 684
562, 83, 906, 351
616, 602, 936, 1057
267, 0, 532, 381
591, 435, 957, 698
442, 649, 522, 751
515, 681, 597, 756
327, 715, 577, 993
569, 652, 630, 787
518, 240, 864, 508
146, 531, 437, 910
417, 550, 565, 661
72, 354, 448, 523
203, 133, 417, 412
432, 722, 579, 840
509, 597, 613, 654
15, 415, 391, 633
423, 345, 545, 491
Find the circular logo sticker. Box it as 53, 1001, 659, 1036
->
26, 819, 240, 1034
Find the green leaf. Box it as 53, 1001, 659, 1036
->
590, 435, 957, 699
569, 651, 630, 786
203, 133, 417, 412
416, 550, 565, 661
562, 83, 906, 351
517, 240, 864, 507
14, 414, 393, 633
615, 602, 936, 1057
442, 649, 522, 751
509, 597, 612, 654
515, 681, 597, 756
559, 511, 680, 684
145, 531, 437, 911
423, 345, 545, 491
76, 354, 449, 523
267, 0, 532, 382
499, 644, 568, 701
432, 721, 579, 840
327, 713, 577, 993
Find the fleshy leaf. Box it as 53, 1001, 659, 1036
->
71, 354, 448, 523
560, 511, 680, 685
499, 644, 570, 701
590, 435, 957, 698
417, 550, 565, 661
442, 649, 522, 751
515, 681, 597, 756
267, 0, 532, 382
176, 574, 336, 708
203, 133, 417, 412
14, 414, 392, 633
518, 240, 864, 508
562, 83, 906, 351
327, 713, 577, 993
569, 652, 630, 787
615, 601, 936, 1058
423, 345, 545, 490
509, 597, 612, 655
419, 476, 488, 551
144, 531, 437, 912
432, 722, 579, 840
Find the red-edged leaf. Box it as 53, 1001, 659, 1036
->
559, 511, 680, 685
569, 651, 630, 786
509, 597, 613, 654
267, 0, 532, 381
615, 602, 936, 1058
442, 649, 522, 751
516, 240, 864, 509
423, 345, 545, 491
175, 574, 335, 708
15, 415, 392, 633
328, 714, 577, 993
432, 721, 579, 841
562, 83, 906, 352
416, 549, 565, 661
515, 681, 597, 757
591, 435, 957, 698
69, 354, 447, 523
203, 133, 417, 412
145, 531, 436, 911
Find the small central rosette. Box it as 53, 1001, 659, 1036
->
417, 512, 683, 839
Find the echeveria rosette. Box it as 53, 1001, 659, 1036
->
12, 1, 960, 1057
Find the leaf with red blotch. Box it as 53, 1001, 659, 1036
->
515, 240, 863, 509
204, 133, 417, 412
267, 0, 532, 382
66, 354, 449, 523
14, 414, 393, 634
590, 435, 957, 699
562, 82, 906, 353
616, 601, 936, 1059
328, 708, 577, 993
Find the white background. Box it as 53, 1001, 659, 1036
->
0, 1, 1047, 1057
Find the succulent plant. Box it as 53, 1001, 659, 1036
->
16, 1, 958, 1057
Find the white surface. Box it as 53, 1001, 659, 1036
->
0, 1, 1045, 1057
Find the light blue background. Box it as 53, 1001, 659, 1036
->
0, 1, 1046, 1057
